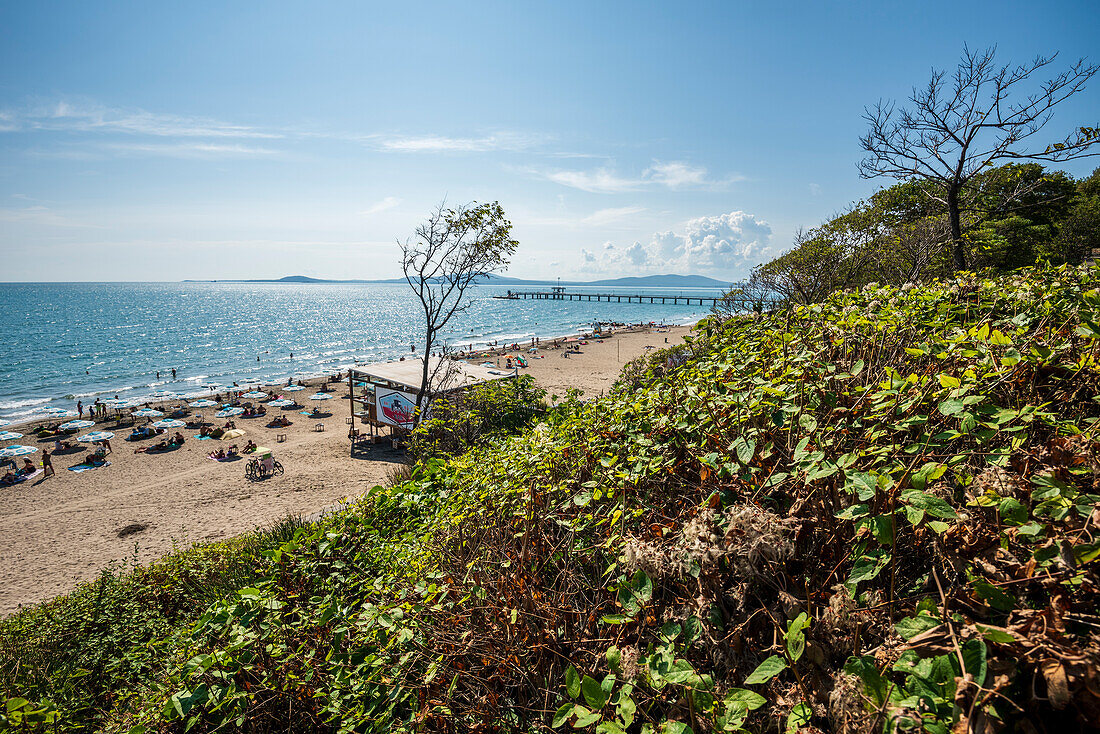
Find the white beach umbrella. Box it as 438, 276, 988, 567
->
267, 399, 294, 408
282, 384, 305, 392
242, 391, 267, 399
215, 407, 245, 418
0, 445, 38, 458
78, 431, 115, 442
42, 407, 71, 415
60, 420, 96, 431
189, 399, 217, 408
0, 431, 24, 441
152, 419, 186, 429
132, 408, 164, 418
309, 393, 333, 401
47, 410, 79, 419
0, 419, 10, 427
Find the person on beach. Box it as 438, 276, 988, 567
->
171, 368, 176, 379
99, 438, 111, 454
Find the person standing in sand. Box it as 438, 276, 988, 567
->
41, 449, 53, 477
77, 400, 83, 417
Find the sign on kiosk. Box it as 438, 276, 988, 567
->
375, 387, 420, 429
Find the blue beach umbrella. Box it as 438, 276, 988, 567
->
0, 445, 38, 458
0, 431, 24, 441
309, 393, 333, 401
242, 391, 267, 399
189, 399, 217, 408
282, 385, 305, 392
45, 409, 79, 419
78, 431, 115, 442
0, 419, 9, 427
60, 420, 96, 431
152, 419, 186, 429
216, 407, 245, 418
42, 407, 71, 415
132, 408, 164, 418
267, 399, 294, 408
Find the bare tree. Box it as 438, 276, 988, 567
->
401, 201, 518, 417
859, 46, 1099, 270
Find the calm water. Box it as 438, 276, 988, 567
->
0, 282, 720, 422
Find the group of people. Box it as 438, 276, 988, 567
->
208, 441, 258, 461
133, 432, 186, 454
1, 458, 41, 485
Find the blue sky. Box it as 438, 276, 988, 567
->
1, 1, 1098, 282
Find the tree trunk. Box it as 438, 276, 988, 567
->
416, 329, 433, 415
947, 187, 967, 271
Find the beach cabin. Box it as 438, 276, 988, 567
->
347, 356, 514, 446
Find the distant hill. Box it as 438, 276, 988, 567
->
184, 273, 732, 288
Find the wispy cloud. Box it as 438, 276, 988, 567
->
360, 196, 402, 216
4, 100, 282, 139
535, 160, 741, 193
103, 141, 279, 157
0, 205, 102, 228
581, 206, 647, 226
365, 131, 544, 153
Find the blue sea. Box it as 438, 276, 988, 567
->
0, 281, 721, 423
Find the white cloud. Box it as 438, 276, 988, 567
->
577, 211, 772, 280
645, 161, 707, 188
367, 131, 543, 153
0, 205, 100, 228
360, 196, 402, 216
5, 100, 282, 139
537, 160, 738, 193
544, 168, 641, 193
103, 142, 278, 157
580, 206, 646, 226
809, 183, 821, 196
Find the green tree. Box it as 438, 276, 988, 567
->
859, 46, 1099, 270
401, 201, 519, 415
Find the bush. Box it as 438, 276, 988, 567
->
407, 374, 546, 462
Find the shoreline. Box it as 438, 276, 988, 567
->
0, 324, 694, 616
0, 319, 696, 429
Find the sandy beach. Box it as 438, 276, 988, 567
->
0, 325, 689, 616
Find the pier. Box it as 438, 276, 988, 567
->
496, 287, 724, 307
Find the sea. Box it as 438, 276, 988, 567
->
0, 281, 722, 424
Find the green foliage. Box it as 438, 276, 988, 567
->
750, 163, 1100, 306
0, 516, 309, 733
407, 374, 547, 461
8, 264, 1100, 732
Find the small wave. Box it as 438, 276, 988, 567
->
0, 397, 52, 410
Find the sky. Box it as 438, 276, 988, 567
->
1, 1, 1098, 282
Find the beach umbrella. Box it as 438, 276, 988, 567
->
0, 419, 9, 427
189, 399, 217, 408
216, 407, 245, 418
59, 420, 95, 431
47, 410, 79, 419
152, 419, 186, 429
267, 399, 294, 408
242, 391, 267, 399
132, 408, 164, 418
78, 431, 115, 443
0, 444, 38, 458
282, 384, 305, 392
0, 431, 24, 441
222, 428, 246, 440
42, 407, 71, 415
309, 393, 333, 401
